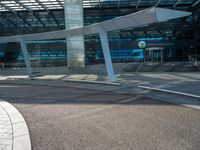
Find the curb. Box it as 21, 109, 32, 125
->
4, 76, 121, 86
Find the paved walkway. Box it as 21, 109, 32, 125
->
0, 72, 200, 110
0, 100, 31, 150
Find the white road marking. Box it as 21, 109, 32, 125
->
138, 85, 200, 99
0, 85, 26, 88
118, 95, 142, 104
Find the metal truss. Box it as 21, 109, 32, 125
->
173, 0, 182, 8
0, 1, 31, 27
136, 0, 141, 9
13, 0, 45, 27
192, 0, 200, 7
0, 0, 198, 12
155, 0, 161, 7
34, 0, 59, 26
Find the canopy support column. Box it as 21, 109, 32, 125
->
19, 39, 33, 77
98, 27, 116, 82
64, 0, 85, 67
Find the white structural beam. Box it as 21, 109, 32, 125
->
19, 39, 33, 77
155, 0, 161, 7
98, 0, 102, 11
173, 0, 182, 8
192, 0, 200, 7
136, 0, 141, 9
98, 27, 116, 82
118, 0, 121, 9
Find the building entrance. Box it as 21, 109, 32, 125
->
145, 47, 164, 62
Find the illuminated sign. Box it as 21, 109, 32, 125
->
138, 41, 146, 49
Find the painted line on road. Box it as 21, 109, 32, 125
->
138, 85, 200, 99
118, 95, 142, 104
0, 85, 27, 87
63, 79, 121, 86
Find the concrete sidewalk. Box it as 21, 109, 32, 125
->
0, 100, 31, 150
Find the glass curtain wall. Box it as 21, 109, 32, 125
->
0, 0, 199, 67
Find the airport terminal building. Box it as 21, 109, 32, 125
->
0, 0, 199, 68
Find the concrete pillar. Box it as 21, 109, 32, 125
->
19, 39, 33, 77
64, 0, 85, 67
98, 27, 116, 82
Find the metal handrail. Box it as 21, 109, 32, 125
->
136, 62, 144, 72
188, 55, 200, 70
0, 62, 4, 71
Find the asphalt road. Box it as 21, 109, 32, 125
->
0, 83, 200, 150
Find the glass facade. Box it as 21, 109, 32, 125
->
0, 0, 199, 67
26, 40, 67, 67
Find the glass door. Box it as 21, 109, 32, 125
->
145, 47, 163, 62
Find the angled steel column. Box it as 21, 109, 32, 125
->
98, 27, 116, 82
19, 39, 32, 77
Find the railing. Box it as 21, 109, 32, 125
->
0, 62, 4, 71
188, 55, 200, 70
136, 62, 144, 72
